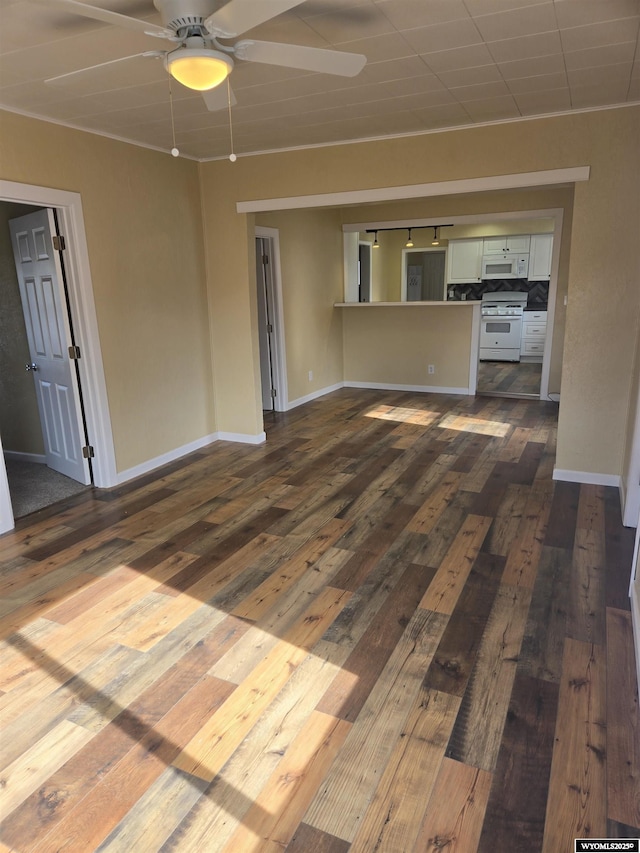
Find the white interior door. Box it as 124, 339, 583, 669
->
0, 430, 14, 535
9, 209, 90, 484
256, 236, 277, 411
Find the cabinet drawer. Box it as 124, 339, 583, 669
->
526, 311, 547, 321
521, 339, 545, 355
522, 322, 546, 337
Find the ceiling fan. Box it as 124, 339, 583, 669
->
35, 0, 367, 112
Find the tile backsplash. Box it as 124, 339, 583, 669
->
447, 279, 549, 306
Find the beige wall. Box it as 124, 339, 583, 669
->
256, 208, 344, 403
0, 111, 214, 472
342, 305, 474, 390
2, 105, 637, 482
0, 201, 44, 455
200, 106, 639, 478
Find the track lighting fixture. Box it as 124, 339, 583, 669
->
364, 224, 452, 246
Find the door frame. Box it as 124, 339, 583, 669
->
0, 180, 117, 533
358, 240, 372, 303
401, 246, 447, 302
255, 226, 288, 412
9, 208, 91, 484
344, 208, 564, 402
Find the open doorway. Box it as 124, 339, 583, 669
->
1, 202, 91, 518
255, 227, 287, 418
401, 247, 446, 301
0, 180, 116, 534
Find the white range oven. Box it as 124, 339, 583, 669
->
479, 291, 528, 362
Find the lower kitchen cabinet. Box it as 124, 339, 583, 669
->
520, 310, 547, 360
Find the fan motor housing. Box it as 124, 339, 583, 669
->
153, 0, 220, 31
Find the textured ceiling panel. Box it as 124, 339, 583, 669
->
0, 0, 637, 160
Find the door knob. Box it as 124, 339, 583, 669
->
25, 362, 38, 372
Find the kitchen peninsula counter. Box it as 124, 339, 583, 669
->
337, 301, 479, 394
335, 300, 478, 307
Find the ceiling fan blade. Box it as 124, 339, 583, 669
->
204, 0, 306, 38
45, 51, 165, 88
31, 0, 173, 39
201, 83, 237, 112
234, 40, 367, 77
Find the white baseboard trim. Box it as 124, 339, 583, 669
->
345, 381, 471, 395
115, 430, 266, 485
3, 451, 47, 464
631, 582, 640, 703
285, 380, 471, 411
552, 468, 621, 488
216, 431, 267, 445
286, 382, 345, 410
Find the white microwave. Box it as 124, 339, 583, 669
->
482, 253, 529, 280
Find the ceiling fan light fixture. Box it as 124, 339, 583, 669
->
166, 48, 233, 91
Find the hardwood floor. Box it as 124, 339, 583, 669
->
477, 360, 542, 397
1, 388, 638, 852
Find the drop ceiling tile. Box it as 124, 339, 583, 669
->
497, 53, 566, 79
422, 43, 495, 73
44, 55, 167, 97
233, 72, 351, 107
302, 3, 396, 44
381, 73, 450, 97
554, 0, 640, 29
507, 72, 569, 94
472, 3, 557, 42
374, 0, 471, 29
458, 94, 520, 119
237, 14, 333, 48
0, 26, 159, 85
570, 80, 631, 107
567, 62, 634, 88
333, 31, 417, 62
628, 77, 640, 97
464, 0, 550, 13
633, 59, 640, 78
412, 100, 471, 126
513, 88, 572, 114
436, 64, 503, 87
400, 19, 484, 54
0, 0, 160, 53
486, 31, 563, 63
0, 79, 74, 109
231, 62, 311, 89
297, 0, 376, 19
390, 88, 459, 110
562, 41, 638, 70
357, 55, 430, 84
560, 18, 640, 52
449, 80, 511, 101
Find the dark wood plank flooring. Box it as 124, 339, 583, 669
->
478, 360, 542, 397
1, 388, 638, 852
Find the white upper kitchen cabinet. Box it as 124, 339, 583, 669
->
446, 238, 483, 283
528, 233, 553, 281
483, 235, 531, 254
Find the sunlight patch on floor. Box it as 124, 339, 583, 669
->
438, 414, 510, 438
364, 405, 441, 426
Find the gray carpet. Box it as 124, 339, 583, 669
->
4, 458, 89, 518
